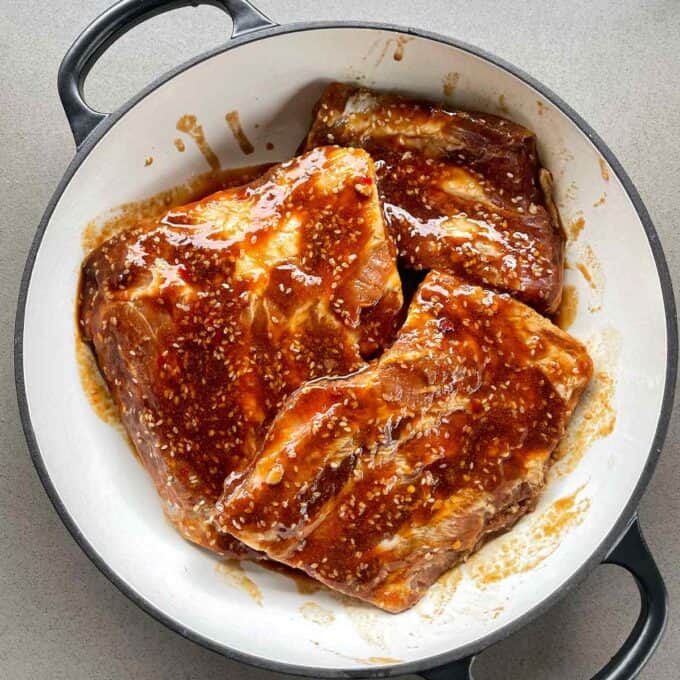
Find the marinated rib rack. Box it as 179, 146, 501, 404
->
215, 272, 592, 611
79, 147, 403, 555
304, 83, 564, 313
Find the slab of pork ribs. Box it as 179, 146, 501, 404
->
214, 271, 592, 612
303, 83, 564, 314
79, 146, 403, 556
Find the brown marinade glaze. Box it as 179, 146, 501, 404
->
303, 83, 564, 314
79, 146, 403, 556
215, 272, 592, 612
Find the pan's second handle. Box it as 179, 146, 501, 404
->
57, 0, 275, 147
420, 656, 476, 680
415, 517, 666, 680
593, 516, 667, 679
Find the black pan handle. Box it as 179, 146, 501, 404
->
416, 517, 666, 680
593, 516, 667, 679
57, 0, 275, 147
420, 656, 476, 680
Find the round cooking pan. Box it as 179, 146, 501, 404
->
15, 0, 678, 677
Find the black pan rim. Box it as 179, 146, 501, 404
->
14, 20, 678, 679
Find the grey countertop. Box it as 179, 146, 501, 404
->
1, 1, 678, 678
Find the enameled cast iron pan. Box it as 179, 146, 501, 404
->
15, 1, 678, 677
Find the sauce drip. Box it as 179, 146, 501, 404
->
577, 262, 596, 288
497, 93, 509, 114
568, 215, 585, 240
176, 114, 220, 170
216, 560, 263, 605
442, 72, 460, 98
599, 157, 610, 181
392, 36, 409, 61
225, 110, 255, 155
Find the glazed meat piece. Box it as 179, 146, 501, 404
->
303, 83, 564, 313
215, 272, 592, 611
79, 146, 403, 556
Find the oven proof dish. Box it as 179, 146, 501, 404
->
16, 1, 676, 677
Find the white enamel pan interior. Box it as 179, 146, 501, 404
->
16, 7, 677, 679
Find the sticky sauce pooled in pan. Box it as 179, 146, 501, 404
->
74, 336, 118, 425
467, 485, 591, 586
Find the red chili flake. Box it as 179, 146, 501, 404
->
177, 265, 190, 281
439, 318, 456, 334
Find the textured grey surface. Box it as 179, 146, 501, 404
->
1, 1, 678, 678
